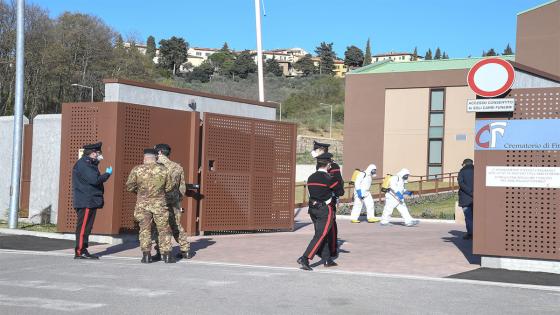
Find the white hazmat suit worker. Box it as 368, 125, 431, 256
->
350, 164, 380, 223
380, 168, 419, 227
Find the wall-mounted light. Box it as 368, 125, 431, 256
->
188, 99, 197, 111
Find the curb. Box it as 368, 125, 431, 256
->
0, 228, 137, 245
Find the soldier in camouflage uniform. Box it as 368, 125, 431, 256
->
152, 143, 191, 260
126, 148, 175, 263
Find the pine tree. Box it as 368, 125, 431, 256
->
482, 50, 486, 57
425, 49, 433, 60
315, 42, 336, 75
221, 42, 230, 52
146, 35, 156, 60
434, 47, 442, 59
344, 45, 364, 68
363, 38, 372, 66
486, 48, 497, 56
412, 47, 418, 61
503, 43, 514, 55
442, 52, 449, 59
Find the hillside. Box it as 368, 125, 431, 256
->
162, 74, 345, 140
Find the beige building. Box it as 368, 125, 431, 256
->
372, 52, 422, 63
123, 42, 160, 63
333, 60, 348, 78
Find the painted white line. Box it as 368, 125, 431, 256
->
0, 294, 105, 312
1, 248, 559, 293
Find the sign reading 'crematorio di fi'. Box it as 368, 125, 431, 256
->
475, 119, 560, 150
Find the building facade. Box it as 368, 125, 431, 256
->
372, 52, 423, 63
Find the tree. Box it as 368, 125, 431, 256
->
425, 49, 433, 60
442, 52, 449, 59
187, 62, 215, 82
412, 47, 418, 61
344, 45, 364, 68
231, 50, 257, 79
158, 36, 189, 75
209, 42, 236, 75
483, 48, 497, 57
363, 38, 372, 66
503, 43, 514, 55
434, 47, 442, 59
264, 58, 283, 76
146, 35, 156, 60
294, 54, 316, 76
315, 42, 336, 75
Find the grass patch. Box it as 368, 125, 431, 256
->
335, 192, 457, 220
0, 220, 57, 233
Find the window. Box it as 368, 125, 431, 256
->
196, 52, 201, 56
427, 89, 445, 178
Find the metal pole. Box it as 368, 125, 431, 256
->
329, 104, 333, 139
254, 0, 265, 102
279, 102, 282, 121
90, 86, 93, 102
8, 0, 25, 229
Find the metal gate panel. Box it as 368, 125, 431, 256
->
58, 102, 200, 235
200, 113, 296, 232
474, 88, 560, 260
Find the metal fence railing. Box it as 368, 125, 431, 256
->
295, 172, 459, 208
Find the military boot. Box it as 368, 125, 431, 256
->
297, 256, 312, 271
163, 252, 176, 263
152, 251, 162, 262
176, 251, 191, 260
141, 252, 152, 264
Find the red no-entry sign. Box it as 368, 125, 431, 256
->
467, 58, 515, 97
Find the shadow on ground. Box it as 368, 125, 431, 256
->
448, 267, 560, 286
442, 230, 480, 265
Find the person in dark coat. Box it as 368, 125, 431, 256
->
458, 158, 474, 240
72, 142, 113, 259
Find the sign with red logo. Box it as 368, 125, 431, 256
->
467, 58, 515, 97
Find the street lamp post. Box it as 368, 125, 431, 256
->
8, 0, 25, 229
267, 101, 282, 121
71, 83, 94, 102
319, 103, 334, 139
254, 0, 265, 102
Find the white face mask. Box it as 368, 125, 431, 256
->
310, 150, 319, 158
96, 154, 104, 161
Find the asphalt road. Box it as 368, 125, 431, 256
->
0, 250, 559, 315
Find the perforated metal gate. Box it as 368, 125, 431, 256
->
57, 102, 200, 235
474, 88, 560, 260
199, 113, 296, 232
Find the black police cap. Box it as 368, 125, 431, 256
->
316, 152, 333, 161
83, 142, 102, 151
144, 148, 158, 155
313, 140, 330, 151
154, 143, 171, 152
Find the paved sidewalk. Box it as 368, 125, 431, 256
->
51, 212, 479, 278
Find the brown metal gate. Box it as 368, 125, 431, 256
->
57, 102, 200, 235
474, 87, 560, 260
199, 113, 296, 232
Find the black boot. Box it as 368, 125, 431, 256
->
297, 256, 313, 271
141, 252, 152, 264
152, 251, 162, 262
176, 251, 191, 260
163, 252, 176, 263
324, 259, 338, 268
82, 249, 99, 260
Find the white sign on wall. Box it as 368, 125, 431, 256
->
467, 98, 515, 112
486, 166, 560, 188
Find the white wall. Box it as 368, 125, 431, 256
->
0, 116, 29, 220
28, 114, 62, 224
105, 83, 276, 120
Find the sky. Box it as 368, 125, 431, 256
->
28, 0, 549, 58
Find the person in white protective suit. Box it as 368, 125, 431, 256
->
350, 164, 380, 223
380, 168, 420, 227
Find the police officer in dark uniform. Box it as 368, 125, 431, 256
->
311, 141, 344, 258
72, 142, 113, 259
297, 152, 345, 271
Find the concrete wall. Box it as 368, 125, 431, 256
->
28, 114, 62, 224
383, 88, 429, 176
443, 87, 476, 174
0, 116, 29, 220
105, 82, 276, 120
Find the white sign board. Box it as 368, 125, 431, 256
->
486, 166, 560, 188
467, 99, 515, 112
